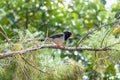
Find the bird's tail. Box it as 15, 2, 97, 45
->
27, 38, 51, 42
38, 38, 51, 42
40, 38, 46, 41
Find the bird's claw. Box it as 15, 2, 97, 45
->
55, 43, 66, 48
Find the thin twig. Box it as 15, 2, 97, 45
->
100, 29, 112, 48
105, 41, 120, 48
13, 55, 31, 80
76, 20, 118, 48
0, 25, 10, 43
25, 0, 29, 29
21, 55, 48, 74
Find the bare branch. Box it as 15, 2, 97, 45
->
0, 44, 111, 59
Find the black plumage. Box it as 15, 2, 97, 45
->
63, 31, 72, 40
49, 34, 63, 39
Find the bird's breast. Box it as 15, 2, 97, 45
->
52, 36, 64, 43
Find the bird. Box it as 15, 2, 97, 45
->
40, 31, 73, 48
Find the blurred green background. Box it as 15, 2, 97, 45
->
0, 0, 120, 80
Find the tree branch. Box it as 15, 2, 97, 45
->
25, 0, 29, 29
0, 44, 110, 59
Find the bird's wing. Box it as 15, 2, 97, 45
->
49, 33, 64, 39
49, 33, 65, 43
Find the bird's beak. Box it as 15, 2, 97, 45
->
70, 34, 74, 38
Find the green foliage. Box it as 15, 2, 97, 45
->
83, 27, 120, 79
0, 0, 120, 80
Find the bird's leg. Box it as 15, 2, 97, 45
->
54, 42, 66, 48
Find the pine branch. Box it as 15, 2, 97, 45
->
0, 44, 110, 59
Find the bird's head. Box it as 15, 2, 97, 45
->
63, 31, 73, 40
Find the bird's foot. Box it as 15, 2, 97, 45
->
55, 43, 66, 48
